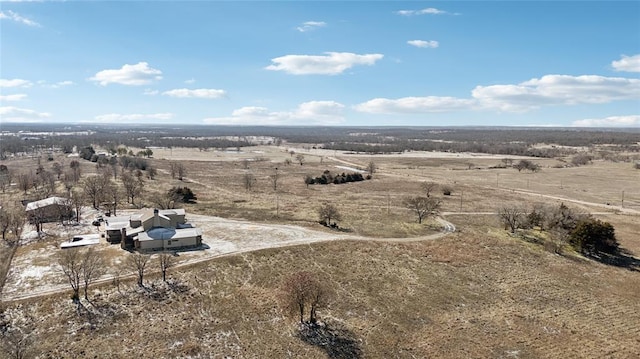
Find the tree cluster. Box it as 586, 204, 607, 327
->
119, 156, 149, 171
513, 159, 540, 172
497, 203, 619, 255
305, 170, 366, 186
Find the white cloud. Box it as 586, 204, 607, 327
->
203, 100, 345, 125
0, 94, 27, 101
265, 52, 384, 75
39, 80, 74, 89
612, 54, 640, 73
0, 106, 51, 122
572, 115, 640, 127
0, 10, 40, 27
472, 75, 640, 111
184, 78, 196, 84
162, 88, 226, 99
297, 21, 326, 32
354, 96, 475, 114
94, 113, 174, 123
143, 89, 159, 96
396, 8, 447, 16
89, 62, 162, 86
355, 74, 640, 115
0, 78, 32, 88
407, 40, 439, 48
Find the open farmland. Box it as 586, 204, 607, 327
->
1, 128, 639, 358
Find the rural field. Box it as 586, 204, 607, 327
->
1, 136, 639, 358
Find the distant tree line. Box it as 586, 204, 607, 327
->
2, 124, 639, 159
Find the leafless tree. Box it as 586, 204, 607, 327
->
104, 179, 120, 215
51, 162, 63, 180
243, 172, 255, 193
404, 196, 442, 224
502, 158, 513, 167
121, 172, 144, 207
16, 172, 33, 195
170, 162, 186, 181
58, 248, 82, 302
0, 322, 35, 359
421, 181, 438, 198
81, 247, 105, 300
158, 252, 175, 282
150, 190, 180, 210
366, 160, 377, 177
127, 252, 150, 287
497, 205, 526, 233
317, 203, 342, 227
69, 160, 81, 182
82, 174, 109, 209
270, 167, 280, 192
0, 206, 9, 241
8, 209, 25, 245
70, 189, 85, 223
281, 271, 332, 324
146, 166, 157, 180
0, 165, 13, 193
295, 154, 305, 166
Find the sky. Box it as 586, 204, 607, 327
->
0, 1, 639, 127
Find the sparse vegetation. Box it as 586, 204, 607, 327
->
404, 196, 442, 224
0, 124, 639, 358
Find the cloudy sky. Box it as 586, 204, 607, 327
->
1, 1, 639, 127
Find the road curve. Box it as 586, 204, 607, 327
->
1, 216, 456, 303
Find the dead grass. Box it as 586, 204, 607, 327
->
2, 146, 639, 358
6, 229, 640, 358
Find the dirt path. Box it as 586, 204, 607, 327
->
1, 215, 456, 303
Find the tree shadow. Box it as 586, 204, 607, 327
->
586, 248, 640, 271
297, 321, 362, 359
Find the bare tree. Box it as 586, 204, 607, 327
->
317, 203, 342, 227
0, 205, 23, 242
69, 160, 81, 182
104, 179, 121, 215
81, 247, 105, 300
497, 205, 526, 233
0, 165, 13, 193
366, 160, 377, 177
158, 252, 175, 282
170, 162, 186, 181
82, 174, 109, 209
127, 252, 150, 287
8, 208, 25, 245
16, 172, 33, 195
58, 248, 82, 302
295, 154, 305, 166
243, 172, 255, 193
146, 166, 157, 180
281, 271, 332, 324
150, 190, 180, 210
51, 162, 63, 180
70, 189, 85, 223
404, 196, 442, 224
0, 322, 35, 359
270, 167, 280, 192
0, 206, 9, 241
121, 171, 144, 206
421, 181, 438, 198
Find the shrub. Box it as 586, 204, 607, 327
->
569, 218, 618, 255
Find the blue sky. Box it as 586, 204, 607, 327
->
1, 1, 639, 127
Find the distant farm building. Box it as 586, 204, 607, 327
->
25, 196, 72, 224
104, 208, 202, 251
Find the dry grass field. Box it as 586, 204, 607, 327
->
1, 144, 639, 358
